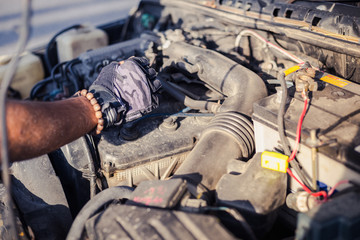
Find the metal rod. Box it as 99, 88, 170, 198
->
310, 129, 319, 191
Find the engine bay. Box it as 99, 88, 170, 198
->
2, 0, 360, 239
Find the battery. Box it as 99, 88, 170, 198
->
252, 80, 360, 190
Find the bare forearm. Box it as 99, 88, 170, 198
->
4, 97, 98, 161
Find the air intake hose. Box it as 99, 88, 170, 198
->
162, 41, 267, 115
164, 42, 267, 191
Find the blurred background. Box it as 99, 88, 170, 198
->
0, 0, 139, 55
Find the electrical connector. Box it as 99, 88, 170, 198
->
261, 151, 288, 173
294, 67, 318, 93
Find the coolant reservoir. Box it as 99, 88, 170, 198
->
56, 26, 108, 62
0, 52, 45, 99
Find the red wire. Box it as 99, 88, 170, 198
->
246, 30, 305, 64
284, 80, 350, 201
327, 180, 349, 197
287, 168, 327, 199
288, 97, 308, 162
286, 96, 328, 199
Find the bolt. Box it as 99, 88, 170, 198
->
305, 68, 316, 77
120, 125, 139, 141
159, 117, 178, 132
331, 91, 345, 97
103, 162, 112, 173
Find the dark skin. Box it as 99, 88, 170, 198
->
3, 97, 98, 161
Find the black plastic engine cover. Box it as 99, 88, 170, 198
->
85, 204, 235, 240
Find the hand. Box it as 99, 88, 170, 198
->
89, 57, 161, 128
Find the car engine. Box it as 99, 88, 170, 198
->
1, 0, 360, 239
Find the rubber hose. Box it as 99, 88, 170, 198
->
29, 77, 53, 99
159, 78, 220, 112
66, 186, 133, 240
83, 136, 96, 199
45, 24, 82, 72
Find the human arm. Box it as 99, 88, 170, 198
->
5, 97, 98, 161
2, 57, 159, 162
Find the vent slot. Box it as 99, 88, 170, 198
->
273, 8, 280, 17
245, 2, 252, 11
312, 17, 321, 26
235, 0, 242, 8
285, 10, 293, 18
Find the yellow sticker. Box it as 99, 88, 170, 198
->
284, 65, 300, 76
261, 151, 288, 173
320, 75, 351, 88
